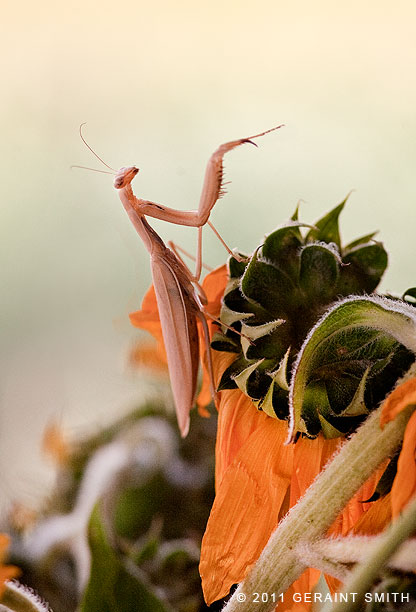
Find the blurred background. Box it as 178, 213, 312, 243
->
2, 0, 416, 511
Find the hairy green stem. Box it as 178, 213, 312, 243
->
223, 404, 414, 612
0, 582, 50, 612
328, 494, 416, 612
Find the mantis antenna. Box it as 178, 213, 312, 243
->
79, 123, 117, 172
70, 165, 115, 174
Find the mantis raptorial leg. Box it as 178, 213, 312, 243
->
120, 125, 283, 279
77, 124, 282, 278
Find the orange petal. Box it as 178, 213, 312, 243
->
129, 340, 168, 372
0, 534, 20, 598
129, 285, 165, 347
215, 390, 270, 487
327, 462, 388, 538
352, 493, 392, 535
0, 566, 21, 598
200, 415, 294, 605
196, 265, 230, 412
290, 435, 340, 507
391, 409, 416, 517
380, 377, 416, 426
0, 534, 9, 561
201, 264, 228, 316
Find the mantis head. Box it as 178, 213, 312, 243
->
114, 166, 139, 189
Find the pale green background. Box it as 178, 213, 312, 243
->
2, 1, 416, 508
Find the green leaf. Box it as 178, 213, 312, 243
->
288, 296, 416, 440
345, 231, 378, 251
305, 197, 348, 247
81, 504, 168, 612
337, 242, 388, 294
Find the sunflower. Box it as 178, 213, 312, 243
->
130, 203, 416, 608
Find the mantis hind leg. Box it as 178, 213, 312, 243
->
197, 311, 218, 404
207, 221, 248, 263
167, 237, 213, 274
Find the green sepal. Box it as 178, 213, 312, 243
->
81, 504, 168, 612
299, 243, 340, 302
318, 415, 345, 439
218, 302, 254, 327
301, 381, 332, 437
305, 197, 348, 247
289, 296, 416, 441
211, 330, 240, 353
262, 223, 309, 279
259, 380, 280, 419
228, 254, 248, 278
217, 355, 250, 391
363, 451, 400, 502
345, 231, 378, 251
241, 248, 299, 316
341, 367, 370, 417
337, 242, 388, 294
245, 359, 280, 400
223, 285, 269, 321
240, 319, 286, 358
403, 288, 416, 304
233, 359, 265, 399
268, 347, 291, 392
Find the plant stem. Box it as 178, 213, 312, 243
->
328, 494, 416, 612
0, 582, 51, 612
223, 404, 413, 612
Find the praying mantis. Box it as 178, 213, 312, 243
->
78, 125, 282, 436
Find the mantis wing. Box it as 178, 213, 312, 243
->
150, 254, 199, 437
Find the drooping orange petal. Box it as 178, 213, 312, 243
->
352, 492, 392, 535
129, 339, 168, 372
201, 264, 228, 316
391, 409, 416, 517
200, 413, 294, 605
196, 265, 230, 413
214, 389, 267, 487
380, 377, 416, 426
290, 435, 340, 507
129, 285, 164, 348
328, 462, 388, 538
